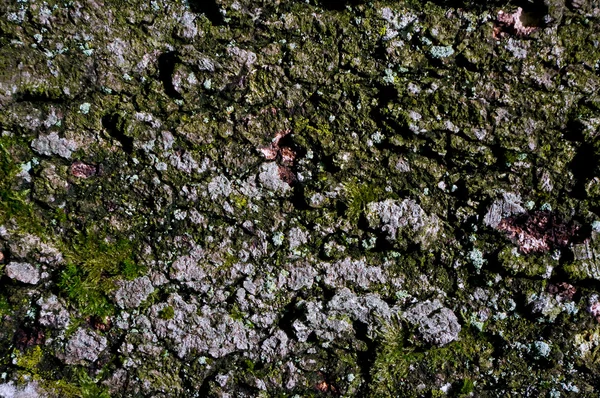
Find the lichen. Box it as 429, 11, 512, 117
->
0, 0, 598, 395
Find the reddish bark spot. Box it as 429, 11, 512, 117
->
278, 165, 296, 185
70, 161, 97, 178
590, 302, 600, 322
315, 380, 329, 392
259, 129, 299, 185
497, 211, 586, 254
14, 326, 45, 350
88, 315, 112, 332
547, 282, 577, 301
314, 372, 339, 394
494, 7, 540, 38
259, 129, 297, 165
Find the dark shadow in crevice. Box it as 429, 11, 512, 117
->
423, 0, 545, 14
13, 90, 67, 104
377, 84, 399, 107
553, 254, 600, 295
13, 325, 45, 351
370, 232, 399, 253
278, 299, 304, 338
290, 185, 310, 211
570, 143, 598, 200
101, 113, 134, 154
564, 118, 586, 142
455, 53, 480, 73
517, 0, 550, 25
188, 0, 224, 25
317, 0, 366, 11
352, 320, 378, 397
158, 52, 183, 100
319, 154, 341, 174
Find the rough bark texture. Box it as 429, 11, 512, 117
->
1, 0, 600, 396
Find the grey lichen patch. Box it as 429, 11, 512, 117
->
260, 329, 290, 362
149, 294, 256, 359
31, 132, 78, 159
37, 294, 70, 329
0, 0, 599, 395
286, 262, 318, 291
403, 300, 461, 347
529, 291, 578, 322
5, 262, 40, 285
297, 300, 354, 342
207, 175, 232, 200
169, 246, 208, 290
321, 257, 385, 289
366, 199, 441, 247
0, 381, 45, 398
568, 231, 600, 280
483, 192, 526, 228
112, 276, 154, 309
327, 287, 397, 337
257, 162, 291, 194
287, 226, 308, 251
7, 233, 63, 266
60, 328, 108, 365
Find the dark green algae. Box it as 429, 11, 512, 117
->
1, 0, 600, 396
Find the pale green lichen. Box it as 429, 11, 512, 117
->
429, 45, 455, 58
468, 248, 486, 272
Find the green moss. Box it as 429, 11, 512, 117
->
243, 358, 255, 373
38, 363, 113, 398
77, 368, 111, 398
371, 320, 493, 397
58, 262, 114, 317
0, 0, 597, 394
0, 294, 10, 316
229, 193, 248, 210
343, 180, 383, 223
134, 362, 183, 395
574, 328, 600, 373
0, 136, 43, 233
459, 378, 475, 395
14, 346, 43, 374
68, 233, 134, 274
229, 304, 245, 322
293, 117, 336, 156
158, 306, 175, 320
497, 246, 555, 277
120, 258, 146, 281
42, 380, 82, 398
559, 23, 600, 65
17, 83, 65, 101
57, 230, 138, 316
